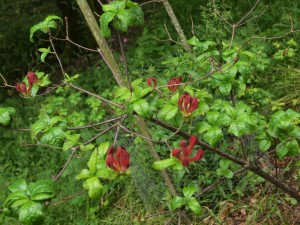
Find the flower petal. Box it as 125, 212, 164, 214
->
189, 149, 204, 162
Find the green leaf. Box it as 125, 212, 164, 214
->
276, 140, 300, 160
98, 142, 110, 158
187, 198, 202, 215
203, 126, 223, 146
169, 196, 184, 210
219, 159, 230, 170
0, 107, 16, 126
40, 127, 64, 147
219, 82, 231, 95
259, 139, 271, 152
8, 179, 27, 192
206, 111, 219, 125
63, 133, 81, 151
160, 104, 178, 121
102, 1, 126, 13
96, 167, 118, 179
187, 36, 200, 46
183, 186, 197, 199
28, 179, 54, 200
222, 169, 234, 178
88, 149, 99, 175
4, 191, 29, 208
11, 199, 31, 210
19, 201, 44, 225
114, 9, 131, 32
295, 160, 300, 166
113, 17, 128, 32
100, 12, 116, 38
38, 47, 51, 62
30, 15, 62, 42
276, 143, 289, 160
127, 6, 144, 26
31, 193, 55, 201
83, 176, 103, 200
153, 158, 177, 170
31, 113, 50, 136
228, 121, 246, 138
216, 113, 232, 126
133, 99, 149, 117
198, 121, 212, 134
76, 169, 91, 180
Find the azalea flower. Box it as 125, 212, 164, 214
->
178, 92, 198, 117
146, 77, 157, 89
16, 72, 39, 95
106, 146, 130, 174
172, 136, 204, 167
168, 76, 182, 92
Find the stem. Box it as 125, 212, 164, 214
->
161, 0, 191, 52
75, 0, 126, 87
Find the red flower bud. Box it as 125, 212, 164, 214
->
27, 72, 39, 90
171, 136, 204, 167
16, 82, 29, 94
106, 146, 130, 174
146, 77, 157, 89
178, 92, 198, 117
168, 76, 182, 92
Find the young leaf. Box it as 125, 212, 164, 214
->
30, 15, 62, 42
160, 104, 178, 121
0, 107, 16, 126
187, 198, 202, 215
183, 186, 197, 199
88, 149, 99, 175
153, 158, 177, 170
169, 196, 184, 210
39, 127, 64, 147
83, 176, 103, 200
28, 180, 54, 201
19, 201, 44, 225
133, 99, 149, 117
98, 142, 110, 158
203, 126, 223, 146
8, 179, 27, 193
100, 12, 117, 38
76, 169, 91, 180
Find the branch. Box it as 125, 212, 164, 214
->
149, 117, 300, 201
53, 124, 117, 181
67, 82, 124, 109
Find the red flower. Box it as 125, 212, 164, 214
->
178, 92, 198, 117
27, 72, 39, 87
168, 76, 182, 92
16, 72, 39, 95
172, 136, 204, 167
146, 77, 157, 89
16, 82, 30, 94
106, 146, 130, 174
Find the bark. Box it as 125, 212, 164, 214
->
162, 0, 191, 52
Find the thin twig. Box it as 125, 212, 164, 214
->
53, 124, 117, 181
117, 31, 132, 91
50, 190, 87, 206
48, 32, 66, 78
68, 115, 127, 130
67, 82, 124, 109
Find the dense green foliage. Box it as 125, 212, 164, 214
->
1, 0, 300, 224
